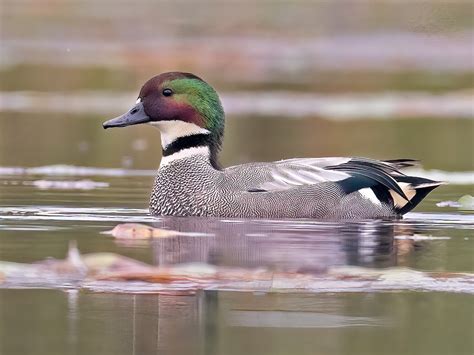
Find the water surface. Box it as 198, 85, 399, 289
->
0, 147, 473, 355
0, 51, 473, 354
1, 1, 473, 353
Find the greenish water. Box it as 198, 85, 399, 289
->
1, 290, 472, 355
1, 2, 473, 354
1, 113, 473, 171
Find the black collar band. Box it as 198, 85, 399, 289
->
162, 133, 212, 157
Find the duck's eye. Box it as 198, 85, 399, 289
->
162, 89, 173, 97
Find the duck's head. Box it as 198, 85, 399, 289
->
103, 72, 224, 168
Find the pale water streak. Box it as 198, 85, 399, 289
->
0, 164, 473, 184
1, 91, 473, 119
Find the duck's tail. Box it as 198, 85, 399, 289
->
381, 159, 444, 214
329, 158, 444, 216
389, 175, 444, 214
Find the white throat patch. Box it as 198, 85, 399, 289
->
148, 121, 211, 149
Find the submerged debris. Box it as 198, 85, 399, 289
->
0, 244, 472, 294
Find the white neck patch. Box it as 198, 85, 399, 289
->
148, 120, 211, 149
160, 146, 210, 168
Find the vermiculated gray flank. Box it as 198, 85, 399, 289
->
103, 72, 443, 219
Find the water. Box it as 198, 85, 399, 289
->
0, 114, 473, 355
1, 2, 473, 352
0, 201, 473, 355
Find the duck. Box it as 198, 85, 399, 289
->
103, 72, 442, 219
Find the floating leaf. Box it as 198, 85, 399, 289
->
103, 223, 180, 239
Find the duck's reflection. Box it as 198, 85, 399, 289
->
147, 218, 423, 271
58, 220, 449, 355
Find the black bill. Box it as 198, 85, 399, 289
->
103, 102, 151, 129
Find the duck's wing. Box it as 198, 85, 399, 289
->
227, 157, 414, 194
246, 157, 352, 191
281, 157, 419, 172
225, 157, 349, 190
225, 157, 440, 214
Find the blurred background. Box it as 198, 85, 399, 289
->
0, 0, 473, 172
1, 3, 473, 355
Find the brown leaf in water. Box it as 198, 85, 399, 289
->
103, 223, 179, 239
96, 271, 208, 284
95, 266, 276, 286
95, 263, 218, 283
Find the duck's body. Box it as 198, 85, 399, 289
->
151, 155, 393, 219
104, 72, 442, 219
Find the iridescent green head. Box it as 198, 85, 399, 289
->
103, 72, 225, 157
